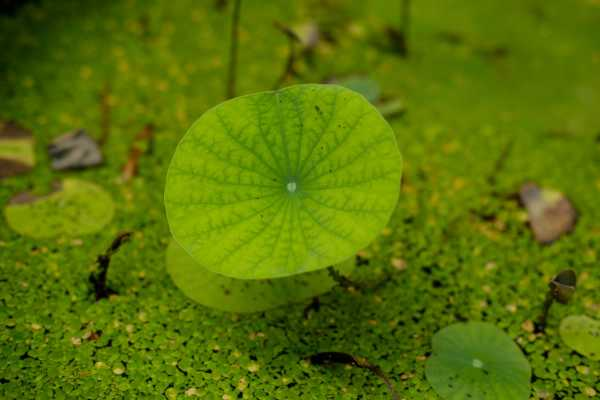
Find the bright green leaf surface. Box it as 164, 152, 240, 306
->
425, 322, 531, 400
165, 84, 402, 279
4, 178, 114, 238
560, 315, 600, 360
166, 239, 354, 312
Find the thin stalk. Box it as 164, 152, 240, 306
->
401, 0, 410, 44
226, 0, 242, 99
98, 82, 111, 146
536, 292, 554, 332
272, 21, 300, 90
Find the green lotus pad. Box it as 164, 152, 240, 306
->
4, 178, 114, 238
560, 315, 600, 360
426, 322, 531, 400
164, 84, 402, 279
166, 240, 354, 312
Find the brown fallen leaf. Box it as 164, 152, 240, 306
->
519, 182, 577, 244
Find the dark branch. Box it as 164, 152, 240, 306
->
327, 266, 358, 289
307, 352, 400, 400
303, 296, 320, 319
486, 137, 514, 186
90, 231, 132, 301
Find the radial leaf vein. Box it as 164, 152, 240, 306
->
300, 109, 371, 180
247, 96, 287, 177
296, 89, 340, 177
275, 92, 292, 177
214, 107, 282, 180
210, 199, 287, 269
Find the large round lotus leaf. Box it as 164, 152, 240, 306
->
165, 84, 402, 279
560, 315, 600, 360
166, 239, 355, 312
4, 178, 114, 238
426, 322, 531, 400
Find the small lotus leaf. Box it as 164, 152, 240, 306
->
426, 322, 531, 400
559, 315, 600, 360
4, 178, 114, 238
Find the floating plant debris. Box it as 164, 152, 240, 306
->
519, 182, 576, 244
48, 129, 103, 170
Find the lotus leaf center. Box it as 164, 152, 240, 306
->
286, 180, 297, 193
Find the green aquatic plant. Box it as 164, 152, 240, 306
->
536, 269, 576, 332
560, 315, 600, 360
426, 322, 531, 400
164, 83, 402, 306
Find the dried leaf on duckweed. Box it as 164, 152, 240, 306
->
426, 322, 531, 400
166, 240, 354, 313
0, 120, 35, 179
4, 178, 114, 238
560, 315, 600, 360
519, 182, 576, 244
48, 129, 103, 170
549, 269, 576, 304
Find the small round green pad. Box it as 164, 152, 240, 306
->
426, 322, 531, 400
560, 315, 600, 360
165, 84, 402, 279
4, 178, 114, 238
166, 240, 354, 312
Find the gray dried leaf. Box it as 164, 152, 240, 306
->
48, 129, 103, 170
